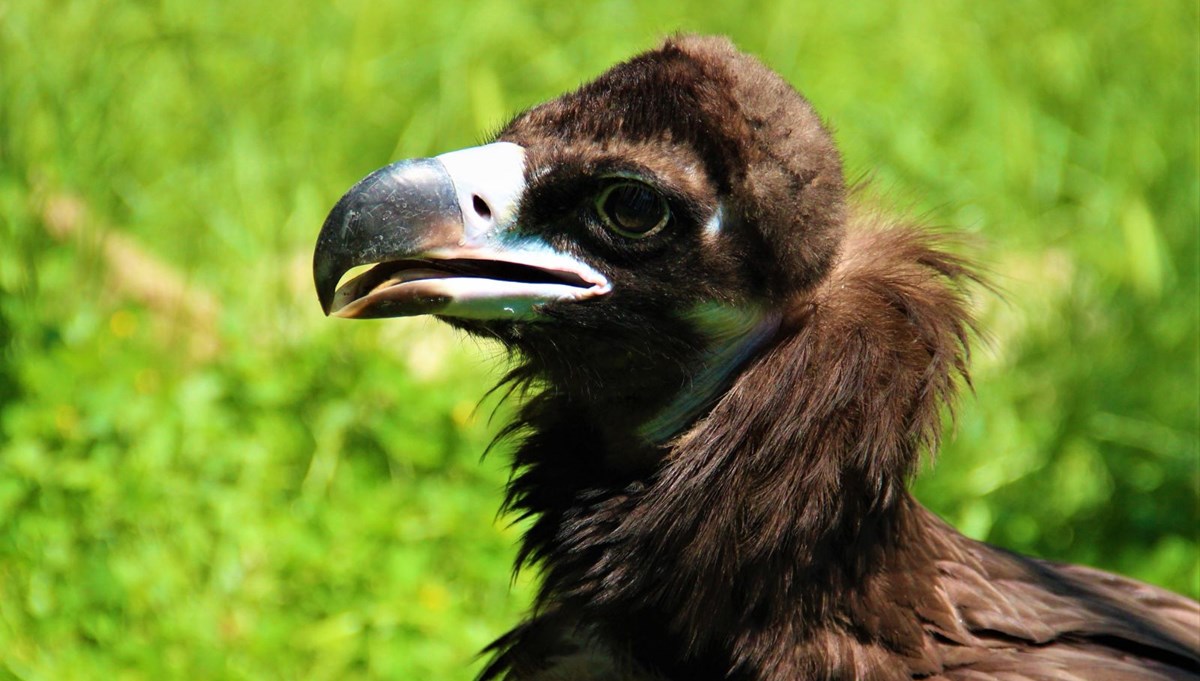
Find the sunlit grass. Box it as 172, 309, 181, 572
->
0, 1, 1196, 678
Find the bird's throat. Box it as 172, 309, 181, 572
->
637, 303, 781, 444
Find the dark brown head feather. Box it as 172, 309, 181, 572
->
501, 34, 845, 298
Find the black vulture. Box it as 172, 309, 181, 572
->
313, 35, 1200, 681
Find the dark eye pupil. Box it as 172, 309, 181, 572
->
600, 183, 667, 236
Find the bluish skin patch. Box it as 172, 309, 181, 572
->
638, 302, 780, 444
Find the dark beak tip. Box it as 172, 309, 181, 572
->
312, 157, 463, 320
312, 249, 339, 316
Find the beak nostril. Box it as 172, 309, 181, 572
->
472, 194, 493, 220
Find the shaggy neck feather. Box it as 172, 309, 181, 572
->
500, 225, 978, 677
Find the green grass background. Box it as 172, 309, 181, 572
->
1, 1, 1196, 678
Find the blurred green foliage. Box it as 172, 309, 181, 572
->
0, 0, 1196, 678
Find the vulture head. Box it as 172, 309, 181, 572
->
315, 36, 844, 454
314, 35, 1199, 681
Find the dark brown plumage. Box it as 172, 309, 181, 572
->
313, 35, 1200, 681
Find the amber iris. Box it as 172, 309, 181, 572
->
596, 182, 670, 238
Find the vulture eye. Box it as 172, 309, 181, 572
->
595, 181, 670, 239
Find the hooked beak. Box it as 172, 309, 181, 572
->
313, 142, 610, 320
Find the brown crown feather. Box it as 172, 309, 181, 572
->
501, 35, 846, 298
